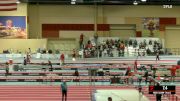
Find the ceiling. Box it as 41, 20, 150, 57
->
19, 0, 180, 5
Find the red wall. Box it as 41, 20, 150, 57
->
159, 18, 176, 31
42, 24, 110, 38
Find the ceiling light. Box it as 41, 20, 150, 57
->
142, 0, 146, 1
16, 0, 20, 4
71, 1, 76, 4
71, 0, 76, 1
133, 0, 138, 5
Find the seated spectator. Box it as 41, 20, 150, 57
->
55, 49, 60, 54
74, 70, 79, 76
98, 67, 104, 76
48, 49, 53, 54
108, 97, 112, 101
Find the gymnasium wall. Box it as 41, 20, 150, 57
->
0, 3, 27, 16
165, 25, 180, 49
28, 5, 180, 36
27, 5, 180, 49
0, 39, 47, 53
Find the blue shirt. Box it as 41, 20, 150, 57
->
61, 83, 67, 92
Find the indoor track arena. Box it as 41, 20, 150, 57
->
0, 0, 180, 101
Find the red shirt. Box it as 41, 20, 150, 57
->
170, 66, 177, 76
60, 54, 64, 61
127, 67, 131, 71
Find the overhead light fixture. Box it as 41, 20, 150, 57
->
141, 0, 147, 2
71, 1, 76, 4
71, 0, 76, 4
16, 0, 20, 4
133, 0, 138, 5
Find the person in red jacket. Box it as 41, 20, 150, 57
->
60, 53, 65, 66
169, 65, 177, 82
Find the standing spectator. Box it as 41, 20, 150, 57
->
125, 66, 131, 84
125, 66, 131, 76
48, 60, 53, 72
74, 70, 79, 85
79, 33, 84, 49
5, 62, 9, 77
152, 68, 157, 79
119, 41, 125, 57
156, 50, 160, 61
61, 81, 68, 101
144, 69, 149, 84
72, 49, 76, 59
169, 65, 177, 82
28, 48, 31, 54
134, 60, 138, 73
26, 53, 31, 64
60, 53, 65, 66
137, 74, 142, 85
23, 57, 27, 65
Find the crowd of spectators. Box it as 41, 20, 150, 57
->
81, 37, 163, 58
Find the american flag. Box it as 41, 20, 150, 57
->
0, 0, 17, 11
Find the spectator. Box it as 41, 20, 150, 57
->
79, 33, 84, 49
72, 49, 76, 58
169, 65, 177, 82
144, 69, 149, 84
48, 60, 53, 72
61, 81, 68, 101
134, 60, 138, 73
26, 53, 31, 64
152, 68, 157, 79
108, 97, 112, 101
23, 57, 27, 65
74, 70, 79, 84
74, 70, 79, 77
28, 48, 31, 54
98, 67, 104, 76
125, 66, 131, 84
5, 62, 9, 76
60, 53, 65, 66
137, 74, 142, 85
156, 50, 160, 61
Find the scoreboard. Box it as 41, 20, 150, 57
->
149, 85, 176, 94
